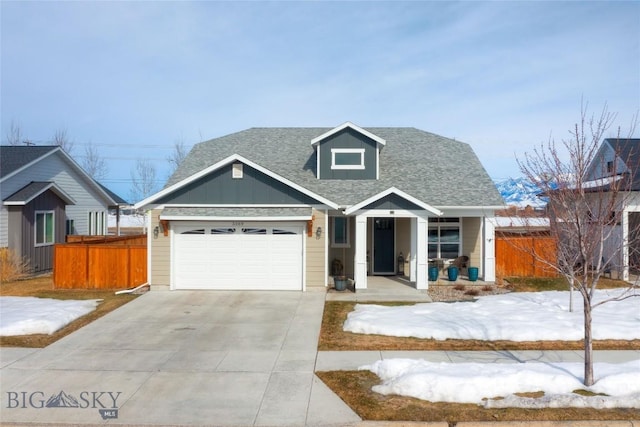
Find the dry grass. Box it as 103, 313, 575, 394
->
316, 371, 640, 422
0, 248, 29, 282
318, 300, 640, 351
0, 274, 138, 348
318, 277, 640, 421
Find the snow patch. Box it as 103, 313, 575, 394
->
344, 290, 640, 341
0, 297, 101, 336
361, 359, 640, 408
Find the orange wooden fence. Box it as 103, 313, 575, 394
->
495, 235, 558, 278
66, 234, 147, 245
54, 235, 147, 289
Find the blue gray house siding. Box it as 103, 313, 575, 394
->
155, 162, 319, 205
361, 193, 424, 211
318, 128, 378, 180
8, 190, 66, 272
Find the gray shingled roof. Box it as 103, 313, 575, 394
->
166, 127, 504, 207
3, 181, 76, 204
0, 145, 58, 179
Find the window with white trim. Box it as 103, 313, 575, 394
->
35, 211, 55, 246
428, 217, 460, 259
331, 216, 350, 247
331, 148, 365, 170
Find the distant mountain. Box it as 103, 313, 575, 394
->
494, 177, 547, 208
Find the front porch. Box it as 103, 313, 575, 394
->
326, 274, 493, 302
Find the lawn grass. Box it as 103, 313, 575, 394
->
318, 300, 640, 351
0, 274, 139, 348
318, 276, 640, 422
316, 371, 640, 423
319, 276, 640, 351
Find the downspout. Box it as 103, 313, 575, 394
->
115, 282, 149, 295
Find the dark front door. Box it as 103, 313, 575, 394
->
373, 217, 395, 274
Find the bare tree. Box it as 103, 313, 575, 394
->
130, 158, 158, 203
5, 120, 24, 145
53, 127, 74, 154
518, 102, 639, 386
81, 142, 108, 181
167, 137, 189, 175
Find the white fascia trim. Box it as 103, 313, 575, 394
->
344, 187, 443, 216
310, 121, 386, 147
158, 204, 314, 208
133, 154, 339, 210
3, 182, 76, 206
159, 215, 312, 221
436, 206, 504, 216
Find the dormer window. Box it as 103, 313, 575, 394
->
331, 148, 365, 170
311, 122, 385, 180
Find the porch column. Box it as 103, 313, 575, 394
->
410, 218, 417, 282
483, 217, 496, 282
354, 214, 368, 289
416, 216, 428, 289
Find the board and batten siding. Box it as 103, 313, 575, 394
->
155, 162, 319, 205
318, 127, 378, 180
149, 209, 170, 290
462, 217, 482, 275
0, 152, 110, 237
305, 208, 327, 288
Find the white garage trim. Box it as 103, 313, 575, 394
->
170, 221, 306, 291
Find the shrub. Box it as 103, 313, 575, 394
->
0, 248, 28, 282
453, 284, 466, 291
482, 285, 494, 292
464, 289, 480, 296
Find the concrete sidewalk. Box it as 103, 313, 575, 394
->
1, 290, 638, 426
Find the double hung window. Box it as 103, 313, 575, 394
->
35, 211, 55, 246
428, 218, 460, 259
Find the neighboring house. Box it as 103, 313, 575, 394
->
584, 138, 640, 280
134, 122, 504, 291
0, 145, 119, 272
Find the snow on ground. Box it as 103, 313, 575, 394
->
107, 214, 145, 228
0, 297, 101, 336
344, 289, 640, 341
349, 289, 640, 408
361, 359, 640, 408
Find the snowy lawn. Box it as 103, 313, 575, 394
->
346, 290, 640, 408
361, 359, 640, 408
344, 290, 640, 341
0, 297, 101, 336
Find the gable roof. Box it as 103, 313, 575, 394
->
310, 122, 386, 147
161, 126, 504, 208
3, 181, 75, 205
0, 145, 119, 206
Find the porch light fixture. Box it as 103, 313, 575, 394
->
316, 226, 322, 239
153, 226, 159, 239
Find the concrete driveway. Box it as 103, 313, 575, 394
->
0, 290, 360, 426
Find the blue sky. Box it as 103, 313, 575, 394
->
2, 1, 638, 202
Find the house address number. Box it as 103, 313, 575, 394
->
232, 221, 244, 226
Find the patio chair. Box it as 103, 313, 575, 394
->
450, 256, 469, 274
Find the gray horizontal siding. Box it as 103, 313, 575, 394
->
318, 128, 377, 180
361, 193, 423, 211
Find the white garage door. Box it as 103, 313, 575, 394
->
173, 222, 304, 290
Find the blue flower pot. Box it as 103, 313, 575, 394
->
428, 266, 439, 281
447, 266, 458, 281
